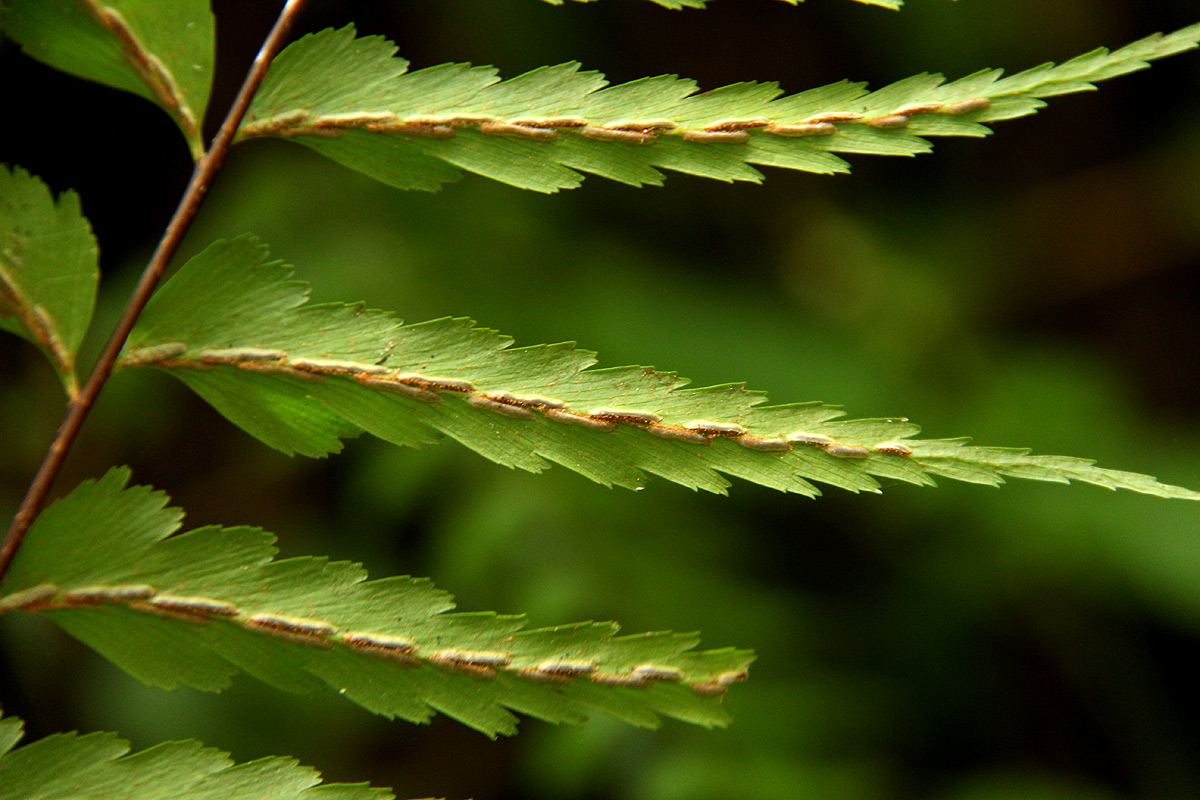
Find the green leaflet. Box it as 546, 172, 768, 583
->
0, 165, 99, 397
0, 468, 753, 736
120, 235, 1199, 501
1, 0, 215, 158
541, 0, 904, 10
0, 709, 395, 800
236, 23, 1200, 192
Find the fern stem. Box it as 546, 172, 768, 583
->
0, 0, 311, 582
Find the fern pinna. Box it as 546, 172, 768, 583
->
1, 3, 1199, 800
118, 235, 1197, 500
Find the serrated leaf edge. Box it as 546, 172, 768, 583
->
2, 581, 750, 699
120, 343, 1200, 501
235, 22, 1200, 191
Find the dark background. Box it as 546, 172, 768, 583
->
3, 1, 1200, 798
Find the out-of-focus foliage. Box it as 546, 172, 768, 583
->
2, 1, 1199, 799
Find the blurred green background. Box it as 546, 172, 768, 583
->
3, 1, 1200, 798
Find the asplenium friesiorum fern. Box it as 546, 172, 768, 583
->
1, 3, 1198, 800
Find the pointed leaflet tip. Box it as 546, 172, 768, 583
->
239, 23, 1200, 192
13, 471, 753, 734
122, 234, 1200, 501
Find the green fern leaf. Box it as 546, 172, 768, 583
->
0, 468, 753, 736
1, 0, 214, 158
119, 236, 1199, 501
541, 0, 906, 11
236, 23, 1200, 192
0, 165, 99, 398
0, 708, 397, 799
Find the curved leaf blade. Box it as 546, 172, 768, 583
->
0, 468, 754, 736
1, 0, 215, 158
237, 23, 1200, 192
0, 165, 99, 397
544, 0, 903, 11
120, 236, 1199, 501
0, 708, 397, 800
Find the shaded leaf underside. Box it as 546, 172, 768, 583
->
544, 0, 907, 9
119, 236, 1199, 501
237, 23, 1200, 192
0, 164, 99, 396
0, 708, 396, 800
1, 0, 215, 158
0, 468, 752, 737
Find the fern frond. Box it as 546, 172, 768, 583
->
1, 0, 215, 159
0, 165, 99, 398
0, 468, 753, 736
540, 0, 905, 10
236, 23, 1200, 192
0, 707, 398, 799
119, 236, 1199, 501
